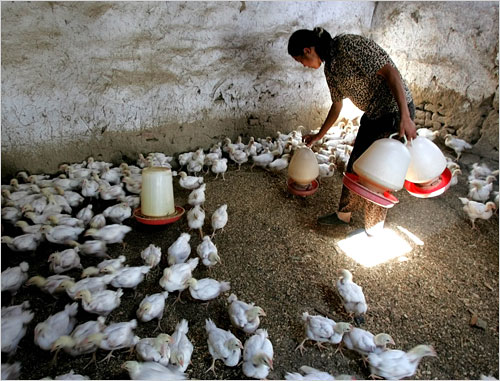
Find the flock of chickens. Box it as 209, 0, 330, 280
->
1, 118, 498, 380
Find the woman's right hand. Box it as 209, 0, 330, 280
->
302, 133, 321, 147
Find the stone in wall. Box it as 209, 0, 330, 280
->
472, 109, 499, 160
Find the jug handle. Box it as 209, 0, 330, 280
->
389, 132, 408, 145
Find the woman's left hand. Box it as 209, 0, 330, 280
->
399, 115, 417, 141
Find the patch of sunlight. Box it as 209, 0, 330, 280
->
397, 225, 424, 246
336, 228, 412, 268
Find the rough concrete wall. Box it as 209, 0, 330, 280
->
1, 1, 374, 175
370, 1, 499, 159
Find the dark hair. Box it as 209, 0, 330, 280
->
287, 27, 332, 61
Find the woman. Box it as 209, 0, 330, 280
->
288, 27, 417, 236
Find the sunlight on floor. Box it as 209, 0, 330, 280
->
335, 228, 413, 267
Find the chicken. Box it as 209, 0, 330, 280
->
48, 248, 82, 274
417, 127, 439, 141
1, 302, 34, 355
53, 370, 90, 380
1, 232, 43, 252
89, 213, 107, 229
268, 154, 290, 172
468, 179, 494, 202
286, 365, 340, 381
169, 319, 194, 372
242, 329, 274, 379
1, 261, 29, 295
186, 277, 230, 301
211, 157, 228, 180
135, 334, 173, 366
57, 275, 115, 299
137, 292, 169, 330
74, 288, 123, 316
1, 206, 22, 224
450, 168, 462, 186
227, 293, 266, 334
336, 269, 367, 323
1, 362, 21, 380
67, 239, 109, 258
81, 178, 100, 198
141, 244, 162, 268
41, 224, 84, 245
103, 202, 132, 224
188, 183, 206, 206
99, 183, 126, 201
167, 233, 191, 265
197, 235, 221, 267
84, 224, 132, 245
295, 312, 351, 354
25, 274, 73, 297
469, 162, 499, 179
367, 344, 437, 379
342, 328, 395, 361
458, 197, 497, 228
228, 146, 249, 170
205, 318, 243, 375
103, 265, 151, 291
178, 171, 204, 190
211, 204, 228, 238
87, 319, 140, 362
76, 204, 94, 226
319, 163, 336, 179
48, 213, 84, 228
122, 360, 186, 380
34, 302, 79, 350
159, 258, 199, 301
251, 148, 278, 170
444, 134, 472, 160
122, 177, 142, 194
187, 204, 205, 238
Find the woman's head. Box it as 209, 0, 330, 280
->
288, 27, 332, 69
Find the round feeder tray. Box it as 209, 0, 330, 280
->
133, 206, 185, 225
404, 167, 452, 198
343, 173, 399, 208
287, 178, 319, 197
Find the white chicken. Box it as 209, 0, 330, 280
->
468, 178, 494, 202
84, 224, 132, 245
211, 204, 228, 238
99, 183, 126, 201
342, 328, 395, 361
336, 269, 367, 323
1, 362, 21, 380
105, 265, 151, 291
450, 168, 462, 186
178, 171, 204, 190
76, 204, 94, 226
103, 202, 132, 223
67, 239, 109, 258
48, 248, 82, 274
97, 255, 127, 272
367, 344, 437, 379
211, 157, 228, 180
87, 319, 140, 363
188, 183, 206, 206
1, 261, 29, 295
122, 360, 186, 380
242, 329, 274, 379
197, 235, 221, 267
228, 146, 249, 170
470, 162, 499, 179
135, 333, 173, 366
187, 204, 205, 238
159, 258, 199, 301
89, 213, 107, 229
186, 277, 230, 301
1, 206, 22, 224
251, 149, 278, 170
25, 274, 74, 297
285, 365, 336, 381
81, 178, 100, 198
137, 291, 170, 330
1, 302, 34, 355
169, 319, 194, 373
74, 288, 123, 316
268, 154, 290, 172
42, 224, 84, 245
205, 318, 243, 375
167, 233, 191, 265
141, 244, 162, 268
417, 127, 439, 141
1, 233, 43, 252
458, 197, 497, 228
57, 275, 115, 300
48, 214, 84, 228
318, 163, 336, 179
34, 302, 79, 350
444, 134, 472, 160
227, 293, 266, 334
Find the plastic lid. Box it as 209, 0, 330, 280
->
343, 173, 399, 208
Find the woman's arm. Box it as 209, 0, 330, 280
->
377, 63, 417, 140
303, 100, 343, 146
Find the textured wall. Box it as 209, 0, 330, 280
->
1, 1, 498, 176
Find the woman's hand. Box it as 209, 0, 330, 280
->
399, 115, 417, 140
302, 133, 321, 147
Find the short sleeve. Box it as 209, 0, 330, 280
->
342, 35, 391, 77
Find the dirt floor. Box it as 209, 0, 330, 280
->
1, 154, 499, 380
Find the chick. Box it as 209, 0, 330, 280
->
102, 202, 132, 224
211, 204, 228, 238
135, 333, 173, 366
188, 183, 206, 206
227, 293, 266, 334
34, 302, 79, 351
187, 204, 205, 238
122, 361, 186, 380
137, 291, 169, 330
205, 318, 243, 375
1, 261, 29, 296
141, 244, 162, 268
178, 171, 204, 190
242, 329, 274, 379
458, 197, 497, 228
196, 235, 221, 267
336, 269, 367, 323
48, 248, 82, 274
74, 288, 123, 316
186, 277, 230, 301
169, 319, 194, 373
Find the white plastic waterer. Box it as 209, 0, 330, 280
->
287, 146, 320, 196
140, 167, 175, 217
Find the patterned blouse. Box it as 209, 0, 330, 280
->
324, 34, 413, 119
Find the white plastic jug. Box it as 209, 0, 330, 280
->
288, 147, 320, 185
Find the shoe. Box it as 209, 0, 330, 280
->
317, 213, 349, 226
